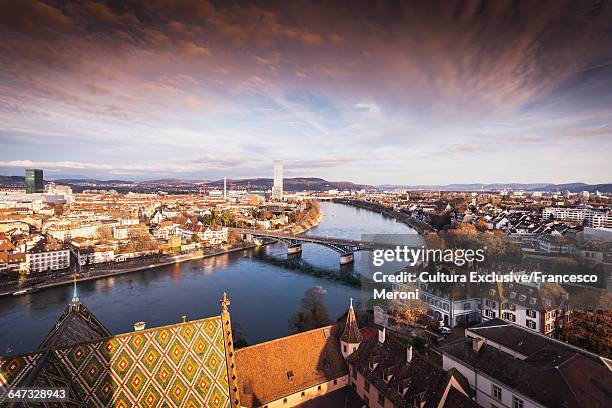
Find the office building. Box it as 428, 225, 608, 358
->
272, 159, 283, 200
25, 168, 44, 193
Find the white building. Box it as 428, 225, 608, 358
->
542, 206, 611, 228
272, 159, 283, 201
481, 282, 567, 335
442, 319, 611, 408
27, 248, 70, 273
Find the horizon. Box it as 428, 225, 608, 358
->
1, 1, 611, 183
1, 171, 609, 188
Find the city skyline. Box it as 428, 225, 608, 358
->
1, 1, 612, 184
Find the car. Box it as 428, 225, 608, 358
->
438, 326, 451, 335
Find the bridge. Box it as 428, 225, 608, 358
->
230, 228, 393, 265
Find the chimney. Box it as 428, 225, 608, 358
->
378, 327, 386, 344
407, 345, 413, 364
472, 337, 484, 352
134, 321, 146, 331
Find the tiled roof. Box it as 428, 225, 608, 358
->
443, 339, 612, 408
340, 305, 363, 343
347, 332, 470, 408
1, 314, 232, 408
235, 325, 348, 408
39, 302, 111, 350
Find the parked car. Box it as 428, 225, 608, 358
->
438, 326, 451, 335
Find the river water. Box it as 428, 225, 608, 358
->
0, 202, 418, 355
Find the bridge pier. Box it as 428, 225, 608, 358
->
287, 244, 302, 255
339, 252, 354, 265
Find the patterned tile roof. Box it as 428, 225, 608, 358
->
1, 316, 232, 408
235, 325, 348, 408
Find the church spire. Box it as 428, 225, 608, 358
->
341, 297, 363, 344
71, 274, 79, 303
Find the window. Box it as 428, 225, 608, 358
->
489, 289, 495, 296
519, 295, 526, 302
352, 367, 357, 379
343, 345, 347, 353
526, 309, 536, 318
317, 385, 321, 391
333, 379, 337, 385
513, 396, 524, 408
492, 384, 502, 401
378, 393, 385, 406
509, 291, 516, 299
364, 381, 370, 392
464, 302, 471, 310
283, 398, 287, 404
484, 309, 496, 318
529, 297, 536, 306
526, 319, 536, 329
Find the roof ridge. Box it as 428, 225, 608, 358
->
42, 314, 223, 354
238, 325, 333, 352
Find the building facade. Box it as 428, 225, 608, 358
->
25, 168, 44, 194
272, 160, 283, 201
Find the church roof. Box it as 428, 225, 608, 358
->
340, 303, 363, 344
1, 315, 233, 407
235, 325, 348, 408
38, 302, 111, 350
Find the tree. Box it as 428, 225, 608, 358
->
474, 219, 489, 232
289, 286, 331, 333
191, 234, 201, 243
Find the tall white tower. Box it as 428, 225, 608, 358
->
224, 177, 227, 199
272, 160, 283, 201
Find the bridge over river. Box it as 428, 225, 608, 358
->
229, 227, 398, 265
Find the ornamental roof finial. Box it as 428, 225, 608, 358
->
220, 292, 230, 311
71, 274, 79, 303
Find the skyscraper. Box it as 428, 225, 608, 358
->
272, 160, 283, 200
25, 168, 44, 193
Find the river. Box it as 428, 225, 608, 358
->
0, 202, 419, 355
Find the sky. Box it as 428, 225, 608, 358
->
1, 0, 611, 185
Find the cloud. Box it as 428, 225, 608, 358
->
1, 0, 611, 184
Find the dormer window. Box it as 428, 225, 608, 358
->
509, 292, 516, 299
398, 378, 411, 397
382, 367, 393, 383
529, 297, 537, 306
519, 295, 526, 302
368, 357, 379, 372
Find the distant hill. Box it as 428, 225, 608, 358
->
378, 183, 612, 193
0, 175, 25, 187
207, 177, 370, 191
1, 175, 609, 193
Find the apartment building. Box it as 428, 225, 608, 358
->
442, 319, 611, 408
26, 246, 70, 273
481, 282, 568, 335
543, 207, 611, 228
392, 279, 482, 328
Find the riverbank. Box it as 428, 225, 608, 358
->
0, 242, 257, 297
2, 209, 326, 297
333, 199, 433, 233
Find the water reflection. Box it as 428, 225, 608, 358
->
0, 202, 416, 355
